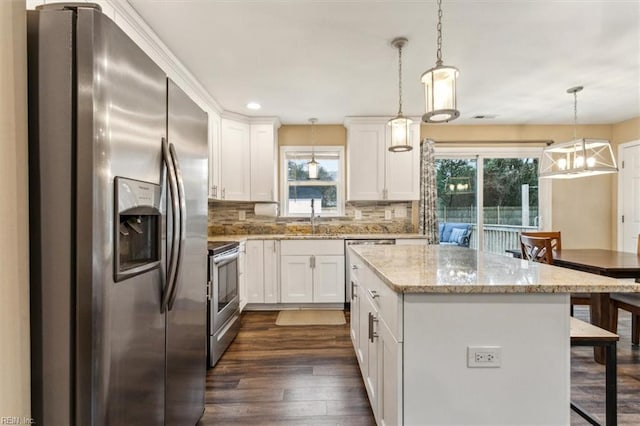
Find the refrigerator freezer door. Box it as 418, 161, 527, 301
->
28, 6, 168, 425
165, 79, 208, 425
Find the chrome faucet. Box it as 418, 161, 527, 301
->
310, 199, 319, 234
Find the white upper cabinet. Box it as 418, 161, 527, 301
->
250, 122, 278, 202
220, 117, 251, 201
346, 118, 420, 201
347, 123, 386, 200
218, 116, 279, 201
208, 112, 221, 199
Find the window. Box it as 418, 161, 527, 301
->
280, 146, 344, 217
435, 146, 551, 255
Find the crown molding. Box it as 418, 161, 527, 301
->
105, 0, 223, 114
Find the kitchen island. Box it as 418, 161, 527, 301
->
348, 244, 640, 425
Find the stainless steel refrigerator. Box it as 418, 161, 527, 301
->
27, 4, 208, 425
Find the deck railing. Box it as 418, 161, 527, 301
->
467, 224, 538, 255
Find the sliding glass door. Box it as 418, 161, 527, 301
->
435, 147, 546, 255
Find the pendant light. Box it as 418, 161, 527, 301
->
421, 0, 460, 123
388, 37, 413, 152
307, 118, 319, 179
539, 86, 618, 179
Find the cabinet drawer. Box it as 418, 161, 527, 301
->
362, 267, 403, 341
280, 239, 344, 256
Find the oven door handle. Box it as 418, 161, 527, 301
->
167, 143, 187, 311
215, 251, 239, 268
161, 138, 179, 313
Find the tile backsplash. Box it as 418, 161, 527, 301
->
208, 200, 416, 235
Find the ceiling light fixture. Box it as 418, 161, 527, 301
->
539, 86, 618, 179
388, 37, 413, 152
421, 0, 460, 123
307, 118, 319, 179
247, 102, 261, 110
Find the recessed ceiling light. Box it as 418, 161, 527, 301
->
247, 102, 261, 110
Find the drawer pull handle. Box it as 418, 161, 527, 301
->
367, 289, 380, 299
368, 312, 378, 342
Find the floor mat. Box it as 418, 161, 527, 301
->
275, 309, 346, 326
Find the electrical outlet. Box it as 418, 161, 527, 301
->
394, 206, 407, 218
384, 209, 392, 220
238, 210, 246, 221
467, 346, 501, 368
355, 210, 362, 220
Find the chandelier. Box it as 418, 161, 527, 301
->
539, 86, 618, 179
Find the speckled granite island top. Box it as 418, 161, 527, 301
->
208, 233, 426, 242
350, 245, 640, 294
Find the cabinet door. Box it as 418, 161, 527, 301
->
250, 124, 276, 201
280, 255, 313, 303
363, 293, 379, 419
220, 118, 250, 200
313, 255, 345, 303
245, 240, 265, 303
347, 124, 385, 200
208, 113, 221, 199
263, 240, 279, 303
238, 242, 247, 311
350, 274, 361, 360
377, 318, 402, 426
384, 123, 420, 201
357, 284, 368, 368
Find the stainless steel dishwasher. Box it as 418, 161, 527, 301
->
344, 239, 395, 305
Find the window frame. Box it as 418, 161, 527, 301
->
280, 145, 345, 217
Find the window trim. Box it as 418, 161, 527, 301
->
280, 145, 345, 217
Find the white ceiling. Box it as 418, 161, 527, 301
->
128, 0, 640, 126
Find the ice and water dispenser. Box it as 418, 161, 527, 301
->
114, 177, 161, 282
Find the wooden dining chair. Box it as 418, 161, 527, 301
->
522, 231, 590, 315
520, 235, 554, 264
521, 231, 562, 251
610, 234, 640, 345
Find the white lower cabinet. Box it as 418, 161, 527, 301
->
245, 240, 279, 304
280, 255, 314, 303
280, 240, 345, 303
350, 248, 402, 426
377, 318, 402, 426
238, 241, 247, 311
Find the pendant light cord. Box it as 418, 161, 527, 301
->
436, 0, 443, 66
398, 42, 403, 115
573, 90, 578, 140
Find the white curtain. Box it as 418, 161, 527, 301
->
418, 139, 439, 243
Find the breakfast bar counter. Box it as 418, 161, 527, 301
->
347, 245, 640, 425
350, 244, 640, 294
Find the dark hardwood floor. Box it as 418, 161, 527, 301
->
200, 307, 640, 425
199, 311, 375, 425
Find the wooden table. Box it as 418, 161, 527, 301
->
553, 249, 640, 364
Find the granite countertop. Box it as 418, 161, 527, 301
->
208, 233, 427, 242
350, 245, 640, 294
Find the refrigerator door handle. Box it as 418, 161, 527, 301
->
167, 142, 187, 311
162, 138, 180, 313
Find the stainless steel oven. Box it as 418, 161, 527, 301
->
207, 241, 241, 368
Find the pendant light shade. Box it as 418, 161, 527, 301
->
421, 64, 459, 123
307, 118, 319, 179
540, 86, 618, 179
421, 0, 460, 123
388, 37, 413, 152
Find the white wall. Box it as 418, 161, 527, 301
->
0, 0, 31, 419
